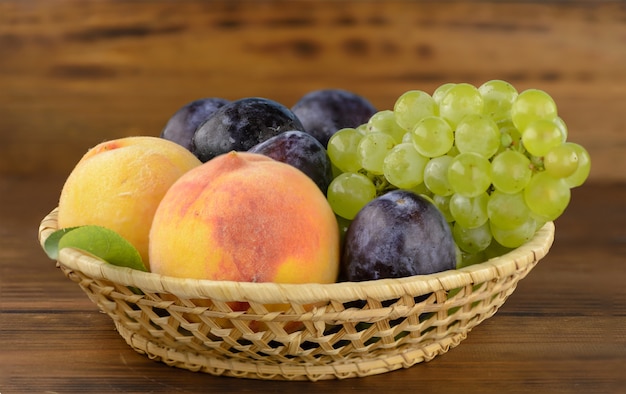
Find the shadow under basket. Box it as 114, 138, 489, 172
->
39, 208, 554, 381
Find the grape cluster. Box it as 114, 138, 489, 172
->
326, 80, 590, 266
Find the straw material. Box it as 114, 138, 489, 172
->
39, 208, 554, 381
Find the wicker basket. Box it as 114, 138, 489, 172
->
39, 207, 554, 381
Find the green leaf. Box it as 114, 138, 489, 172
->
44, 227, 81, 260
51, 225, 148, 272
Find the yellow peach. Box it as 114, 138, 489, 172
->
149, 151, 340, 285
57, 136, 202, 267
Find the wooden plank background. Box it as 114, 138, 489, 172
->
0, 0, 624, 181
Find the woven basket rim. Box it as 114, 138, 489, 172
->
39, 207, 555, 304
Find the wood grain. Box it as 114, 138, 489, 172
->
1, 175, 624, 393
0, 0, 624, 180
1, 3, 625, 389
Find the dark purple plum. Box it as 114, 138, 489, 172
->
191, 97, 305, 162
248, 130, 333, 193
342, 190, 456, 282
291, 89, 377, 147
160, 97, 230, 150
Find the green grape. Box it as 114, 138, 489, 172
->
327, 128, 364, 173
432, 194, 454, 222
453, 221, 493, 254
411, 116, 454, 157
478, 79, 518, 122
331, 162, 343, 178
563, 142, 591, 188
449, 192, 489, 229
357, 132, 396, 175
554, 116, 568, 143
487, 190, 531, 230
432, 83, 456, 105
356, 123, 368, 135
382, 143, 429, 189
491, 150, 532, 193
454, 243, 464, 268
363, 172, 393, 196
439, 83, 484, 128
498, 133, 513, 153
511, 88, 558, 132
522, 119, 563, 157
457, 249, 487, 269
490, 216, 537, 248
455, 114, 500, 158
408, 181, 432, 197
327, 172, 376, 220
497, 120, 523, 152
393, 90, 437, 131
367, 110, 407, 144
544, 143, 579, 178
446, 144, 460, 157
336, 214, 352, 245
322, 83, 590, 255
424, 155, 455, 196
529, 154, 545, 172
530, 210, 549, 233
417, 193, 435, 206
524, 171, 571, 221
483, 239, 513, 260
447, 152, 492, 198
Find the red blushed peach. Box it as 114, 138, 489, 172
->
149, 151, 340, 285
57, 136, 202, 267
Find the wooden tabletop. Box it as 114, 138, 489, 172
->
1, 1, 625, 393
1, 176, 624, 393
1, 0, 625, 183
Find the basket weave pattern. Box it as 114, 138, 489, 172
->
39, 208, 554, 381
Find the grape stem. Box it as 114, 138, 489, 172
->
359, 169, 398, 197
530, 155, 545, 172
